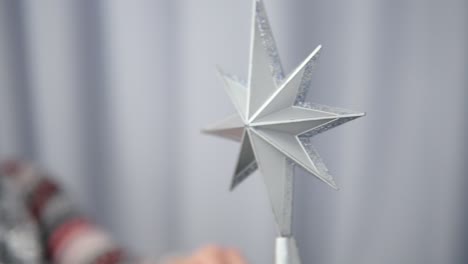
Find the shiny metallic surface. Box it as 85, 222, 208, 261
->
275, 236, 301, 264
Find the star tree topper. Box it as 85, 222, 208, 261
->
204, 0, 364, 243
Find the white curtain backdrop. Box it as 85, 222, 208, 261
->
0, 0, 467, 263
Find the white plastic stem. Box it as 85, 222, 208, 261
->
275, 237, 289, 264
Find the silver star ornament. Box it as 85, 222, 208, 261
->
204, 0, 364, 261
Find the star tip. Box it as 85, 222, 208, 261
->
327, 179, 339, 190
200, 127, 213, 134
315, 45, 322, 53
253, 0, 266, 20
308, 45, 322, 59
215, 65, 224, 75
346, 112, 366, 118
328, 182, 339, 191
355, 112, 366, 118
252, 0, 261, 9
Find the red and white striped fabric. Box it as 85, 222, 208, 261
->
0, 160, 157, 264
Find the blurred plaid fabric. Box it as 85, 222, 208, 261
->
0, 160, 155, 264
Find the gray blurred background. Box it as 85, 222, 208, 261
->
0, 0, 467, 263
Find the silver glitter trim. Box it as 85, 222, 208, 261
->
293, 52, 321, 105
223, 72, 247, 87
300, 116, 359, 138
231, 161, 258, 190
297, 137, 333, 182
296, 102, 360, 116
256, 0, 285, 85
279, 158, 294, 236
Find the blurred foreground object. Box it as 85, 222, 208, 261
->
0, 160, 132, 263
0, 161, 248, 264
0, 169, 41, 263
204, 0, 364, 263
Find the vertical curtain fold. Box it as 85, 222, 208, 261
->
0, 0, 467, 263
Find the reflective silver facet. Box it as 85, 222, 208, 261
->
249, 130, 293, 236
216, 66, 248, 121
251, 45, 321, 122
231, 131, 257, 190
202, 114, 244, 142
246, 0, 285, 120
